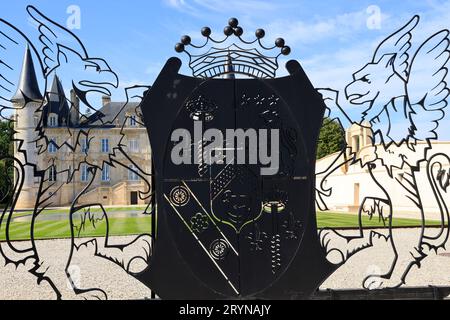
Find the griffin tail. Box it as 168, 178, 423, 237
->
422, 153, 450, 252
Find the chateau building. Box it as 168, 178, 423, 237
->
316, 124, 450, 219
13, 46, 152, 209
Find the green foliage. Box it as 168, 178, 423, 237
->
317, 118, 345, 159
0, 121, 14, 204
0, 121, 13, 157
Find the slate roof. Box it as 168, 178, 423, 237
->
11, 45, 43, 102
81, 101, 141, 128
12, 45, 143, 129
42, 75, 71, 127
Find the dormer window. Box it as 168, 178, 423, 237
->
129, 115, 137, 127
49, 114, 58, 127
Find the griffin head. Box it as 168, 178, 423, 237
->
56, 45, 118, 109
345, 53, 407, 124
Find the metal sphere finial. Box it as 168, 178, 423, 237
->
255, 29, 265, 39
281, 46, 291, 56
181, 35, 191, 45
228, 18, 239, 28
175, 43, 185, 53
275, 38, 285, 48
201, 27, 211, 37
234, 27, 244, 37
224, 26, 234, 36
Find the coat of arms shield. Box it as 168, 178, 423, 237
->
138, 56, 336, 299
138, 19, 336, 299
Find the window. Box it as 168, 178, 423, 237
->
102, 164, 110, 182
49, 114, 58, 127
48, 138, 57, 153
48, 165, 57, 182
101, 138, 109, 153
352, 135, 361, 152
81, 137, 89, 153
129, 115, 137, 127
128, 164, 140, 181
129, 139, 139, 153
81, 164, 89, 182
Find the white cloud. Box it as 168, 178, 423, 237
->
163, 0, 286, 18
265, 9, 389, 46
192, 0, 279, 14
163, 0, 199, 15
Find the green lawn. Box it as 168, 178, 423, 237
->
1, 215, 152, 241
316, 211, 442, 229
12, 206, 148, 218
0, 211, 442, 242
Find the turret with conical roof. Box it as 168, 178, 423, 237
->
11, 44, 42, 103
12, 45, 43, 209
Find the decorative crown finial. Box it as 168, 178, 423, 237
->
175, 18, 291, 79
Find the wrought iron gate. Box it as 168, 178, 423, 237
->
139, 30, 336, 298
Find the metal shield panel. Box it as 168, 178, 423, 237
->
140, 58, 335, 299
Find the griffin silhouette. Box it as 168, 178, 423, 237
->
0, 6, 152, 299
317, 15, 450, 289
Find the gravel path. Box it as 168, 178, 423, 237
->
0, 229, 449, 300
320, 228, 450, 290
0, 236, 152, 300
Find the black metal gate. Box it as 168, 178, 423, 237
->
139, 55, 335, 299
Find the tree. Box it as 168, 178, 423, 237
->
0, 120, 13, 155
317, 118, 345, 159
0, 120, 14, 204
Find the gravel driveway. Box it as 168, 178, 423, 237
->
0, 229, 449, 300
320, 228, 450, 290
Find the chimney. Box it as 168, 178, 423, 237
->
102, 95, 111, 107
70, 89, 80, 127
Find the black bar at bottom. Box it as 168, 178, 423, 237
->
312, 286, 450, 300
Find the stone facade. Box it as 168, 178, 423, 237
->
316, 124, 450, 218
13, 46, 152, 209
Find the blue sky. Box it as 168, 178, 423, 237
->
2, 0, 450, 138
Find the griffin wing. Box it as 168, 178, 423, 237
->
0, 19, 45, 120
407, 30, 450, 140
373, 15, 419, 80
27, 5, 87, 76
0, 19, 47, 262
